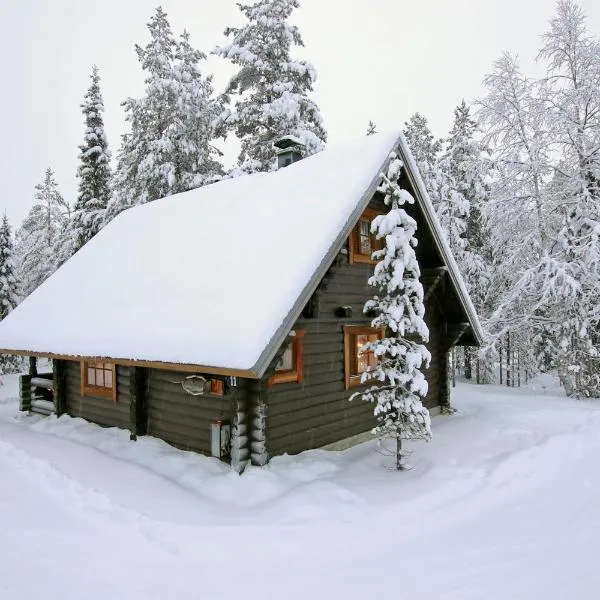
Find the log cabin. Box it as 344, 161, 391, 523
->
0, 131, 483, 470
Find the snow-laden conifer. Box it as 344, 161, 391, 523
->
0, 215, 22, 374
107, 8, 223, 221
215, 0, 327, 172
16, 168, 70, 297
0, 215, 18, 321
72, 65, 111, 250
352, 152, 432, 470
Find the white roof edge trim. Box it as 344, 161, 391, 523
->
251, 137, 401, 378
396, 133, 485, 345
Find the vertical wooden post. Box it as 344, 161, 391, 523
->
129, 367, 147, 441
29, 356, 38, 377
53, 360, 67, 417
19, 374, 32, 412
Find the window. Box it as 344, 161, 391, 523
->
344, 326, 384, 389
269, 330, 305, 386
349, 208, 384, 264
80, 360, 117, 401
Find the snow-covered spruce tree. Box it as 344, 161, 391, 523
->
215, 0, 327, 172
442, 101, 493, 380
351, 153, 432, 470
403, 113, 442, 169
16, 168, 70, 297
366, 121, 377, 136
403, 113, 465, 251
0, 215, 21, 374
72, 65, 112, 251
106, 8, 223, 221
172, 30, 224, 189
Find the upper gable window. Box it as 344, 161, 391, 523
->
349, 208, 384, 264
269, 330, 305, 386
80, 360, 117, 401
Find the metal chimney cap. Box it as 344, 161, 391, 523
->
273, 135, 305, 151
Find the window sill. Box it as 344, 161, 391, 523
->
349, 253, 377, 265
269, 370, 301, 386
82, 385, 117, 401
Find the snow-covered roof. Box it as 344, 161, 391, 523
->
0, 131, 483, 376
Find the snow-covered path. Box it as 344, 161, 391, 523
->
2, 375, 600, 599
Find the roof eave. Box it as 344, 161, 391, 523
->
0, 348, 259, 379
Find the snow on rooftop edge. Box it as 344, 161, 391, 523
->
0, 131, 401, 370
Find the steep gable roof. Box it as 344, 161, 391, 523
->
0, 131, 483, 377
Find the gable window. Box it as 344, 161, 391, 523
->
349, 208, 384, 264
81, 360, 117, 401
344, 325, 384, 389
269, 329, 305, 386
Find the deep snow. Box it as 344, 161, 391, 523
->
1, 374, 600, 599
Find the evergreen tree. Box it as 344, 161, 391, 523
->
215, 0, 327, 172
172, 30, 224, 189
366, 121, 377, 136
72, 65, 112, 250
107, 8, 223, 221
351, 153, 431, 470
0, 215, 22, 374
16, 168, 69, 297
403, 113, 442, 168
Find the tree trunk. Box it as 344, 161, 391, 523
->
464, 347, 473, 380
506, 332, 511, 387
396, 437, 403, 471
499, 343, 503, 385
452, 348, 457, 388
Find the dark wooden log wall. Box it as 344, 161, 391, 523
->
265, 255, 446, 457
144, 369, 241, 455
65, 361, 130, 428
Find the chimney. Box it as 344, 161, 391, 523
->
273, 135, 305, 169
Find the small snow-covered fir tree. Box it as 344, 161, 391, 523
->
0, 215, 22, 374
106, 8, 223, 221
16, 168, 69, 297
72, 65, 112, 251
352, 152, 432, 470
366, 121, 377, 136
215, 0, 327, 172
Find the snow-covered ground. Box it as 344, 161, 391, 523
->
1, 373, 600, 599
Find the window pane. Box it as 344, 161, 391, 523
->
96, 368, 104, 387
87, 368, 95, 386
104, 369, 113, 388
368, 351, 378, 369
276, 344, 294, 372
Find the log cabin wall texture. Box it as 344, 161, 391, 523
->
265, 200, 446, 457
65, 361, 130, 428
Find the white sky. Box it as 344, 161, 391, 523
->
2, 0, 600, 226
